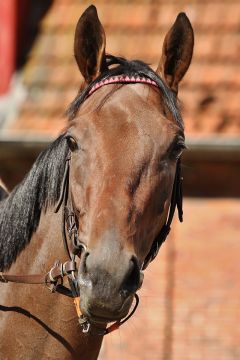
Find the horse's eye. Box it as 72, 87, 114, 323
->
66, 136, 78, 151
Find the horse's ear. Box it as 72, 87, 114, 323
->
157, 13, 194, 93
74, 5, 107, 84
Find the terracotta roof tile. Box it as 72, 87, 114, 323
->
5, 0, 240, 138
183, 63, 240, 87
196, 2, 240, 29
11, 112, 65, 136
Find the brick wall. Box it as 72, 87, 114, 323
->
99, 199, 240, 360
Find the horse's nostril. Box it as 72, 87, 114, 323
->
121, 256, 140, 297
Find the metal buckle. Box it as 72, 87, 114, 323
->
79, 315, 91, 333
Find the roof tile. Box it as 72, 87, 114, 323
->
6, 0, 240, 137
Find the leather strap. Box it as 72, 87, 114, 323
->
0, 158, 182, 283
142, 160, 183, 270
0, 260, 77, 285
0, 272, 46, 284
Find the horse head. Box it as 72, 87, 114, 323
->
63, 5, 194, 326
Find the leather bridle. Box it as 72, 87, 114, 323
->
0, 75, 183, 334
142, 159, 183, 269
0, 152, 140, 335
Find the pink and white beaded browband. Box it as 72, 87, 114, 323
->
88, 75, 159, 97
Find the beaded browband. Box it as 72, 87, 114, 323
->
88, 75, 159, 97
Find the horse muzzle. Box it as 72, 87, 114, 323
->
77, 250, 143, 324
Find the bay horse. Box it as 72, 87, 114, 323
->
0, 5, 194, 359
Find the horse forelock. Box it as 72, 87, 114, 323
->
66, 55, 183, 130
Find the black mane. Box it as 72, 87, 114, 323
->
67, 55, 183, 129
0, 135, 68, 271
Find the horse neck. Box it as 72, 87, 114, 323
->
0, 209, 104, 359
0, 185, 40, 271
0, 135, 69, 272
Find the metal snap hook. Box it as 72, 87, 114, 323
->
79, 315, 91, 333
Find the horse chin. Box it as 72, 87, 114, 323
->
79, 294, 134, 325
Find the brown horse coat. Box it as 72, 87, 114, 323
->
0, 6, 193, 359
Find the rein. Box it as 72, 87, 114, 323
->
0, 74, 183, 334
